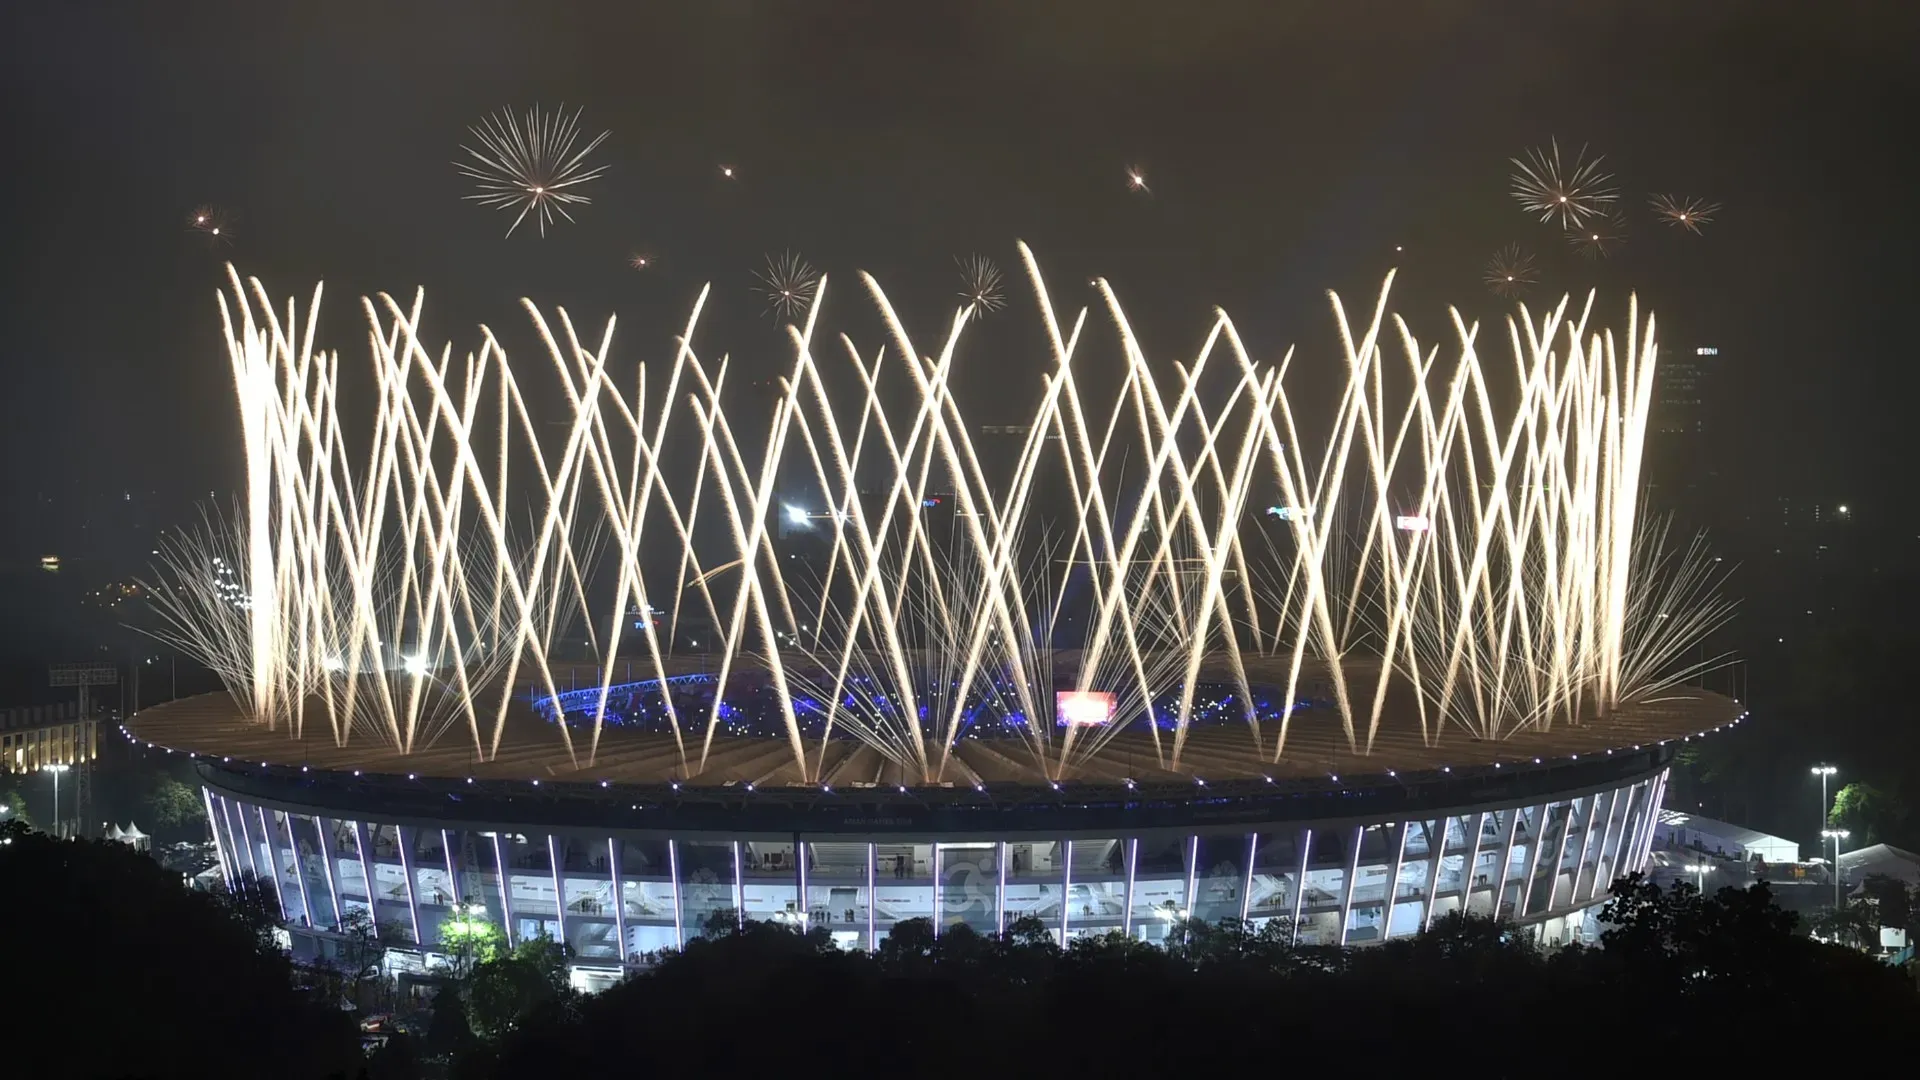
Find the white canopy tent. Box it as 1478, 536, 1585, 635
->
107, 822, 151, 852
1655, 810, 1799, 864
1837, 844, 1920, 888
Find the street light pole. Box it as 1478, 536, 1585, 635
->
41, 764, 69, 836
1686, 862, 1712, 894
1811, 765, 1837, 843
1821, 829, 1850, 911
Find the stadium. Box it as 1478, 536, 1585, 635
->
128, 671, 1736, 987
125, 255, 1740, 983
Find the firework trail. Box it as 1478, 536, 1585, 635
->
956, 254, 1005, 313
1649, 193, 1720, 235
1568, 211, 1627, 259
188, 205, 234, 246
456, 104, 610, 238
755, 250, 819, 320
1483, 244, 1539, 298
164, 251, 1729, 785
1511, 139, 1618, 229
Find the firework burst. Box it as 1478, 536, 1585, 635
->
956, 254, 1005, 313
629, 252, 653, 270
1510, 139, 1618, 229
180, 251, 1729, 779
456, 104, 610, 239
755, 250, 819, 320
1483, 244, 1539, 298
1568, 212, 1627, 260
188, 205, 233, 246
1649, 193, 1720, 235
1125, 166, 1150, 194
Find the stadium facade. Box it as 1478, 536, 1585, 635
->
129, 688, 1740, 985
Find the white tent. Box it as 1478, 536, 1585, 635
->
1837, 844, 1920, 888
1655, 810, 1799, 864
118, 822, 151, 852
106, 824, 127, 842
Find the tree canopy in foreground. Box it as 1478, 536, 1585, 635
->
464, 875, 1913, 1078
2, 824, 1907, 1080
0, 821, 360, 1080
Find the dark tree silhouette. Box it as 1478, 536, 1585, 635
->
10, 824, 1913, 1080
464, 880, 1915, 1079
0, 821, 359, 1080
463, 935, 573, 1042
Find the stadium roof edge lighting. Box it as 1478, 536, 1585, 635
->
128, 679, 1735, 793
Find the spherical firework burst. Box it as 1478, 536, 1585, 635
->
755, 250, 819, 320
1567, 212, 1627, 260
1648, 193, 1720, 235
718, 164, 736, 179
1125, 166, 1150, 194
456, 104, 610, 239
629, 252, 653, 270
187, 205, 234, 246
1510, 139, 1618, 229
1483, 244, 1539, 299
956, 254, 1005, 314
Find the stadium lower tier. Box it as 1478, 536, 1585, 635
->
198, 758, 1671, 983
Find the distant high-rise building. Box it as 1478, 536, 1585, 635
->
1770, 496, 1855, 562
1649, 345, 1722, 521
1656, 346, 1716, 436
1774, 496, 1827, 533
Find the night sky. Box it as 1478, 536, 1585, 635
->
4, 0, 1917, 528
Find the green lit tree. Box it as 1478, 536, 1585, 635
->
439, 902, 505, 980
142, 776, 206, 830
1829, 781, 1909, 845
0, 781, 28, 827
